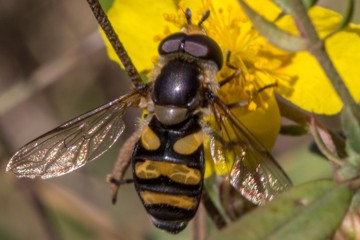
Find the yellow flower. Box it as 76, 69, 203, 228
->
269, 3, 360, 114
101, 0, 360, 176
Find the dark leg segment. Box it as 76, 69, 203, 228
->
107, 132, 139, 204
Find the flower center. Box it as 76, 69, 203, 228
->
157, 0, 295, 111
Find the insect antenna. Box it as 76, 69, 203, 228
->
185, 8, 192, 25
86, 0, 145, 90
198, 10, 210, 26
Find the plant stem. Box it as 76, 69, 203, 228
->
290, 0, 360, 122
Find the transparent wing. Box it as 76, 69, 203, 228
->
6, 91, 144, 179
205, 94, 292, 205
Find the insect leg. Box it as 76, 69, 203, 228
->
86, 0, 145, 90
219, 51, 278, 109
225, 83, 278, 110
201, 187, 227, 230
219, 51, 241, 87
257, 82, 278, 93
107, 132, 139, 204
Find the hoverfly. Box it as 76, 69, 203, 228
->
6, 0, 291, 234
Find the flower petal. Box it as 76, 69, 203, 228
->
276, 7, 360, 114
103, 0, 178, 71
245, 0, 282, 21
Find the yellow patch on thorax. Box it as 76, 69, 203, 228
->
141, 126, 161, 150
173, 131, 203, 155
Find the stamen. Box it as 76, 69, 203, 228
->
248, 101, 257, 111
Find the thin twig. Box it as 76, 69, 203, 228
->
38, 182, 121, 240
86, 0, 144, 89
191, 203, 207, 240
16, 180, 60, 240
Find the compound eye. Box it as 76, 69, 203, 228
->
158, 33, 223, 69
159, 33, 186, 55
184, 35, 223, 69
183, 39, 208, 58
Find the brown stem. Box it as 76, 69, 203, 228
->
17, 180, 60, 240
191, 203, 207, 240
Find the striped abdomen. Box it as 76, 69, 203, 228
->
132, 117, 204, 234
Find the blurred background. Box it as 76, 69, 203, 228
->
0, 0, 359, 239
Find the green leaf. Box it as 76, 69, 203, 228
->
99, 0, 114, 12
325, 0, 354, 39
336, 126, 360, 181
337, 145, 360, 181
274, 0, 318, 21
210, 180, 352, 240
337, 161, 359, 181
280, 124, 308, 136
238, 0, 309, 52
302, 0, 318, 9
274, 0, 318, 13
337, 0, 354, 29
341, 106, 360, 154
349, 189, 360, 212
